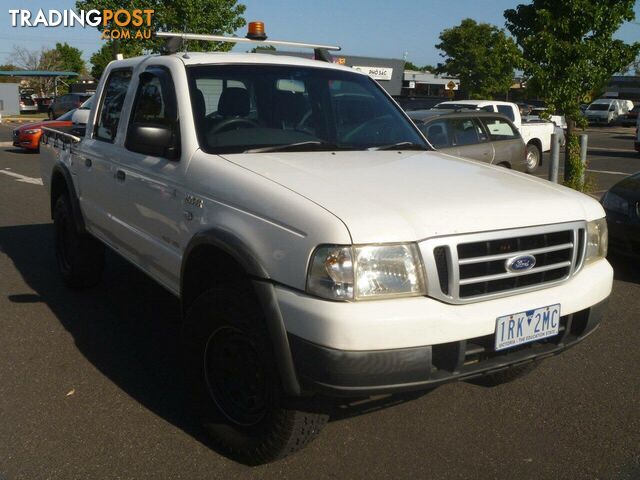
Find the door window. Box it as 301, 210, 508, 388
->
497, 105, 515, 121
448, 118, 484, 146
95, 69, 132, 143
420, 120, 450, 148
482, 117, 519, 140
126, 67, 180, 158
130, 70, 177, 126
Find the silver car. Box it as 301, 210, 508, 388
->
408, 110, 527, 172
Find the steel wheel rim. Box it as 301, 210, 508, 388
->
526, 149, 538, 169
203, 326, 268, 426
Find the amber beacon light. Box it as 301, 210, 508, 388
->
246, 21, 267, 41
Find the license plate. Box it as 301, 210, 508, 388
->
494, 304, 561, 351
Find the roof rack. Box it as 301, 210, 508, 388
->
156, 22, 341, 62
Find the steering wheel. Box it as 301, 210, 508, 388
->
342, 115, 394, 143
210, 117, 259, 134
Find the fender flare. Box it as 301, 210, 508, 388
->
51, 163, 86, 233
181, 229, 301, 396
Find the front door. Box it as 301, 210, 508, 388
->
116, 66, 183, 291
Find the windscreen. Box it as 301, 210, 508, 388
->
587, 104, 609, 111
187, 65, 427, 153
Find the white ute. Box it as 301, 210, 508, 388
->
39, 25, 612, 464
435, 99, 556, 173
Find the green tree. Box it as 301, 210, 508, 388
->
53, 42, 85, 74
404, 60, 421, 71
436, 19, 521, 99
505, 0, 640, 191
0, 64, 19, 84
90, 41, 143, 80
76, 0, 246, 53
250, 45, 276, 53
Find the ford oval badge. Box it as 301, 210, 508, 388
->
506, 254, 536, 273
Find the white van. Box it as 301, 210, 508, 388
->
585, 99, 625, 125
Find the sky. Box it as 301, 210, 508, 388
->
0, 0, 638, 68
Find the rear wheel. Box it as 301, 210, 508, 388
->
525, 143, 541, 173
53, 195, 105, 288
183, 287, 328, 465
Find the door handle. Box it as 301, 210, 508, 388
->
84, 158, 92, 167
115, 170, 126, 182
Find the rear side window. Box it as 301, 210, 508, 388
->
497, 105, 515, 121
420, 119, 450, 148
95, 69, 132, 143
482, 117, 519, 140
448, 118, 487, 146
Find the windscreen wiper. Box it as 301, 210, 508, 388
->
244, 141, 347, 153
369, 142, 429, 151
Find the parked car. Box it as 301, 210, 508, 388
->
39, 26, 612, 464
12, 97, 92, 152
47, 93, 92, 119
12, 109, 76, 152
621, 102, 639, 127
434, 100, 556, 172
19, 94, 38, 113
602, 174, 640, 258
408, 110, 527, 172
585, 99, 627, 125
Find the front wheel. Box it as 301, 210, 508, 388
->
183, 287, 328, 465
525, 143, 541, 173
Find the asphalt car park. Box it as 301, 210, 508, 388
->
0, 124, 638, 479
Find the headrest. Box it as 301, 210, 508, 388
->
218, 87, 250, 117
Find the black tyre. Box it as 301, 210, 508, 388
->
183, 287, 328, 465
468, 362, 539, 387
525, 143, 541, 173
53, 195, 105, 289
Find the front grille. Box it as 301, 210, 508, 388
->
420, 222, 586, 304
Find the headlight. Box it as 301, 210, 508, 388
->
307, 244, 426, 300
585, 218, 608, 264
601, 191, 629, 215
23, 129, 40, 134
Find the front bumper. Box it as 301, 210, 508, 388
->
12, 133, 39, 150
289, 298, 608, 397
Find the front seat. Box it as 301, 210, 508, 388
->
217, 87, 250, 118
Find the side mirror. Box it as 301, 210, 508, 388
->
126, 123, 180, 160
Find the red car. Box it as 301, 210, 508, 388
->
12, 109, 74, 152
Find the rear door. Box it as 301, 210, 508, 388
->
447, 117, 494, 164
75, 68, 133, 248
